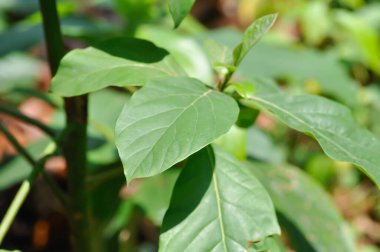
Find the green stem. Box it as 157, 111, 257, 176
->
0, 152, 53, 245
38, 1, 90, 251
0, 181, 30, 244
0, 104, 56, 138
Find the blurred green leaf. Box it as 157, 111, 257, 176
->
137, 26, 213, 84
115, 77, 238, 181
160, 146, 280, 251
250, 162, 355, 252
335, 10, 380, 74
247, 126, 285, 164
51, 47, 185, 97
132, 170, 179, 225
0, 138, 51, 190
168, 0, 196, 28
242, 78, 380, 188
233, 14, 277, 66
215, 125, 247, 160
0, 53, 40, 93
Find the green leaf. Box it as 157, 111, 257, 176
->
249, 162, 355, 252
168, 0, 196, 28
242, 78, 380, 188
115, 77, 238, 182
160, 146, 280, 251
51, 47, 185, 97
233, 14, 277, 66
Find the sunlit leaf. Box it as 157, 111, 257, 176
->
168, 0, 196, 28
160, 146, 280, 251
115, 77, 238, 182
242, 78, 380, 188
233, 14, 277, 66
51, 47, 185, 97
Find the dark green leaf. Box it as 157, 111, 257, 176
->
115, 77, 238, 181
93, 37, 169, 63
160, 146, 280, 251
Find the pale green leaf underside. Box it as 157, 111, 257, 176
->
115, 77, 239, 182
250, 163, 355, 252
242, 78, 380, 188
51, 47, 185, 97
168, 0, 196, 28
233, 14, 277, 66
160, 146, 280, 252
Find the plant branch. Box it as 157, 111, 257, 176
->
0, 104, 56, 138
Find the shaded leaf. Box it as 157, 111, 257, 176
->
160, 146, 280, 251
51, 47, 185, 97
115, 77, 238, 182
168, 0, 196, 28
233, 14, 277, 66
249, 162, 355, 252
93, 36, 169, 63
242, 78, 380, 188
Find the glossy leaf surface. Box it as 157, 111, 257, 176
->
242, 78, 380, 188
160, 146, 280, 251
115, 77, 238, 182
51, 47, 185, 97
250, 162, 355, 252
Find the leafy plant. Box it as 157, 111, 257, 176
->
1, 0, 380, 251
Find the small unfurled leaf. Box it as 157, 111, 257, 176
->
51, 47, 185, 97
115, 77, 238, 182
242, 78, 380, 188
233, 14, 277, 66
168, 0, 196, 28
159, 146, 280, 251
250, 162, 355, 252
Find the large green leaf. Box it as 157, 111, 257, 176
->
250, 162, 355, 252
50, 47, 185, 97
168, 0, 196, 28
242, 78, 380, 188
233, 14, 277, 66
115, 77, 238, 182
160, 146, 280, 251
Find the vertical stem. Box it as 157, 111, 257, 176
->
38, 0, 90, 251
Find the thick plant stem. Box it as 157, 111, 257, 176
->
38, 0, 90, 251
63, 95, 90, 252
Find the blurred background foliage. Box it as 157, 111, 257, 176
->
0, 0, 380, 251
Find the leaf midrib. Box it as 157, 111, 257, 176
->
249, 95, 368, 170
